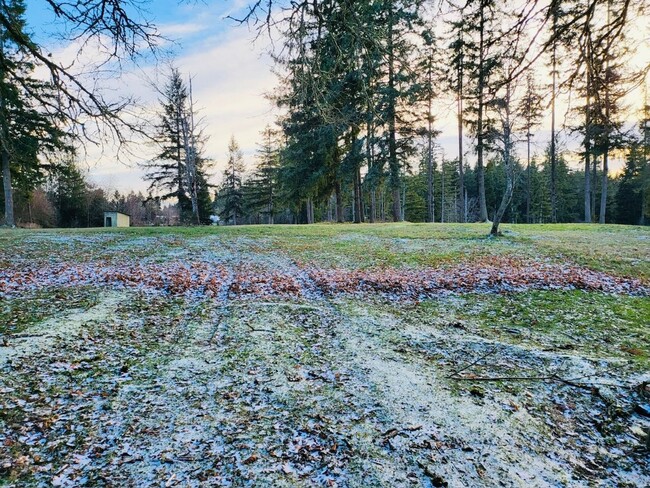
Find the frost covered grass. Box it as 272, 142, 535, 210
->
2, 222, 647, 277
0, 223, 649, 487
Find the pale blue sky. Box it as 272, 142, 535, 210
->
23, 1, 278, 193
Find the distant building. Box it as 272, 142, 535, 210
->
104, 211, 130, 228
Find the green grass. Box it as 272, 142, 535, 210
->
0, 288, 99, 335
1, 222, 647, 278
478, 291, 650, 364
410, 290, 650, 367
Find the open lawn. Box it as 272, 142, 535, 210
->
0, 223, 649, 487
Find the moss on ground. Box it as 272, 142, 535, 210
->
412, 290, 650, 367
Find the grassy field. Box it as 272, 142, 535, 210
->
0, 223, 649, 487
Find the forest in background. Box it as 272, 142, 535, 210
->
0, 0, 649, 231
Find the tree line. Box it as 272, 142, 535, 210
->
214, 122, 649, 227
7, 162, 172, 228
1, 0, 649, 230
220, 0, 649, 233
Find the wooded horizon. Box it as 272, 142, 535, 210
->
1, 0, 649, 233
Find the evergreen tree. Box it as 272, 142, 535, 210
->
417, 30, 441, 223
546, 0, 563, 223
590, 0, 628, 224
641, 92, 650, 224
0, 0, 71, 227
517, 73, 544, 223
48, 160, 88, 228
616, 143, 645, 225
489, 77, 517, 236
376, 0, 424, 222
463, 0, 501, 222
245, 126, 281, 224
195, 171, 214, 225
218, 136, 245, 225
143, 68, 192, 220
539, 144, 581, 222
445, 14, 473, 223
143, 67, 211, 224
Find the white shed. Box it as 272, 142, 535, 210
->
104, 211, 130, 228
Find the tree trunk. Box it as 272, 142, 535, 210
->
387, 2, 401, 222
0, 47, 15, 228
354, 165, 363, 223
441, 159, 445, 223
307, 198, 315, 224
550, 3, 558, 223
526, 133, 531, 223
550, 91, 557, 223
457, 93, 465, 223
392, 188, 401, 223
476, 6, 488, 222
426, 53, 434, 223
1, 148, 14, 227
599, 3, 611, 225
464, 190, 468, 222
591, 157, 597, 220
599, 151, 608, 224
477, 124, 487, 221
327, 195, 333, 222
490, 173, 513, 236
491, 85, 514, 235
335, 181, 343, 223
584, 150, 591, 223
584, 29, 592, 224
366, 104, 376, 224
427, 139, 434, 223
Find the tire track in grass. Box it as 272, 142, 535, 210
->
0, 292, 123, 368
330, 300, 650, 487
89, 256, 424, 486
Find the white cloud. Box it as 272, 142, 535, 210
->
81, 24, 277, 193
160, 21, 209, 38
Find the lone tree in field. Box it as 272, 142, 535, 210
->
143, 68, 212, 224
490, 68, 518, 236
1, 0, 71, 227
219, 136, 245, 225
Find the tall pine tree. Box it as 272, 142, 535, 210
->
0, 0, 71, 227
143, 67, 211, 224
218, 136, 245, 225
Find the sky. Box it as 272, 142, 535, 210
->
23, 1, 650, 195
25, 0, 278, 194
